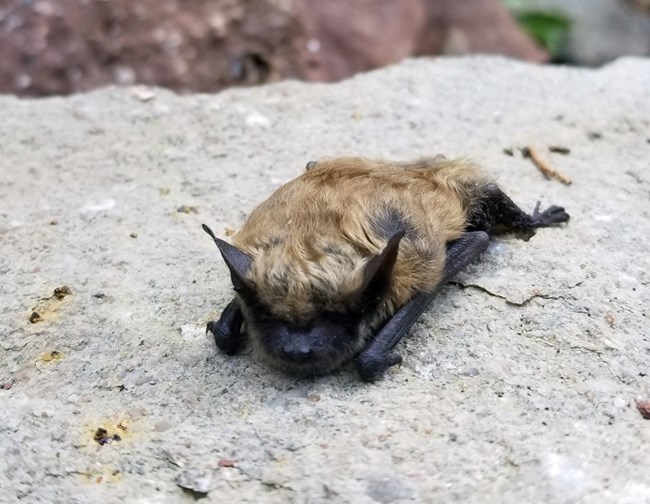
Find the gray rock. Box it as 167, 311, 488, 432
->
1, 56, 649, 503
176, 468, 213, 496
516, 0, 650, 64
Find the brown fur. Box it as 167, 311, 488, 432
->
232, 157, 492, 359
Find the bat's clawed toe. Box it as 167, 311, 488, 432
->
531, 202, 570, 227
355, 351, 403, 382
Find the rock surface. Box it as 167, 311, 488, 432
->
1, 57, 649, 503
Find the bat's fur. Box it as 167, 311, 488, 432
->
224, 156, 493, 375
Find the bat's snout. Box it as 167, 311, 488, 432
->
280, 329, 323, 364
282, 340, 314, 364
265, 322, 354, 373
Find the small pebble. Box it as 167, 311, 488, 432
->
177, 205, 198, 214
636, 400, 650, 419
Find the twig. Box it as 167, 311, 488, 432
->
522, 146, 572, 185
548, 145, 570, 155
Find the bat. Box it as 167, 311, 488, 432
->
202, 157, 569, 381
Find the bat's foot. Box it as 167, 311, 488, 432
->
355, 351, 402, 382
467, 184, 570, 233
530, 202, 570, 227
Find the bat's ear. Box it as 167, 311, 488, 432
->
202, 224, 253, 293
356, 230, 405, 308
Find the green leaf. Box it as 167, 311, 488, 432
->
515, 11, 572, 58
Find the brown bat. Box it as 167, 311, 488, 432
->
202, 157, 569, 381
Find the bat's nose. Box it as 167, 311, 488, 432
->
282, 342, 313, 364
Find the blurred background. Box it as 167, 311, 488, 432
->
0, 0, 648, 97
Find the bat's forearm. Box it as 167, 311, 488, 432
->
355, 231, 489, 382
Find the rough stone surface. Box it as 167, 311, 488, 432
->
1, 57, 649, 503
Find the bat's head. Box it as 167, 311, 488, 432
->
203, 224, 403, 376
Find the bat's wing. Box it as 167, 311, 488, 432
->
207, 298, 245, 355
355, 231, 490, 382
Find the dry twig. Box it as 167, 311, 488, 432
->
522, 146, 572, 185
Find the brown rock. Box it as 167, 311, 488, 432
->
0, 0, 546, 96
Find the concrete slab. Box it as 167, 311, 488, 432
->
1, 56, 649, 503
